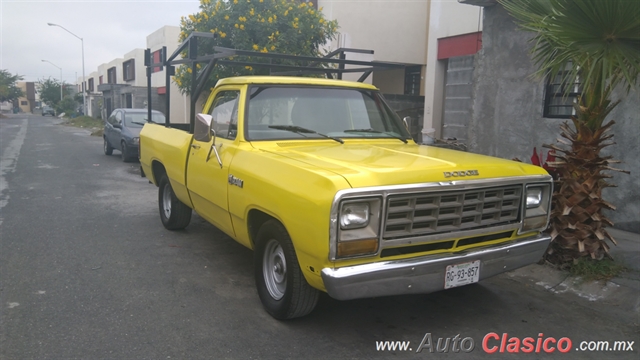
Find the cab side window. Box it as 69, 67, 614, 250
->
210, 91, 239, 140
108, 111, 119, 125
113, 111, 123, 126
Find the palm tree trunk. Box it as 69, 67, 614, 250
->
544, 118, 628, 264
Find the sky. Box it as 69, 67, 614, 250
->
1, 0, 202, 83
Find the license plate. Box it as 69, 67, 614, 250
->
444, 260, 480, 289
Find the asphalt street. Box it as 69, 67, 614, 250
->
0, 113, 638, 359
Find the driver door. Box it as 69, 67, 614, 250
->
186, 88, 240, 237
107, 110, 122, 150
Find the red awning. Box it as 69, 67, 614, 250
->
437, 32, 482, 60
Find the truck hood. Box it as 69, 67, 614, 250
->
255, 140, 548, 188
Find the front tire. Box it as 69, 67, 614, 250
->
121, 142, 131, 162
158, 174, 192, 230
254, 220, 319, 320
104, 137, 113, 155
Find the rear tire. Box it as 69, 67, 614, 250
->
104, 137, 113, 155
254, 220, 319, 320
158, 174, 192, 230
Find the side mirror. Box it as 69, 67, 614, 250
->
194, 113, 213, 142
113, 123, 122, 129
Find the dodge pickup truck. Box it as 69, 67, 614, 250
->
140, 73, 552, 319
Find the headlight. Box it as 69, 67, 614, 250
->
521, 184, 552, 233
526, 188, 542, 208
335, 198, 381, 258
340, 203, 370, 229
132, 137, 140, 145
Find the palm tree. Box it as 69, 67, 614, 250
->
498, 0, 639, 264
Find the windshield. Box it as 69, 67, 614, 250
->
124, 112, 165, 127
245, 86, 409, 141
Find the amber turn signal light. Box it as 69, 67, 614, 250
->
337, 238, 378, 258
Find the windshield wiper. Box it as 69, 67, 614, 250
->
131, 121, 147, 126
268, 125, 344, 144
344, 128, 408, 143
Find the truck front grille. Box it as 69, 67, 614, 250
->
383, 185, 522, 239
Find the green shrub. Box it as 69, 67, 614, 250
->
569, 258, 627, 281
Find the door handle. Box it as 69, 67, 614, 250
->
191, 144, 201, 150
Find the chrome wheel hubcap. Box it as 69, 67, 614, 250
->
162, 183, 172, 219
263, 239, 286, 300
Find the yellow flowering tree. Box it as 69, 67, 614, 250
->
174, 0, 338, 96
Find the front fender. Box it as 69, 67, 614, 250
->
227, 147, 351, 291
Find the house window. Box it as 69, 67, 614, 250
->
99, 75, 103, 85
404, 66, 422, 96
152, 50, 163, 73
107, 67, 117, 84
88, 78, 94, 92
543, 67, 580, 118
123, 59, 135, 81
21, 100, 28, 106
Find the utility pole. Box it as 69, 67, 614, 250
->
48, 23, 86, 115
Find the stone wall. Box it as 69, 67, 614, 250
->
468, 4, 640, 231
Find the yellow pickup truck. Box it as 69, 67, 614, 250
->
139, 75, 552, 320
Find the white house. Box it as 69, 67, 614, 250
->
317, 0, 484, 141
82, 25, 189, 123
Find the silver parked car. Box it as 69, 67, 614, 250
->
103, 108, 165, 162
42, 105, 56, 116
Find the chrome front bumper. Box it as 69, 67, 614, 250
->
321, 234, 550, 301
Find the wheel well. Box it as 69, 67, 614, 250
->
247, 210, 279, 247
151, 161, 166, 187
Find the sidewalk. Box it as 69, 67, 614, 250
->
507, 227, 640, 323
608, 228, 640, 273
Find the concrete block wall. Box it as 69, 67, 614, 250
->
384, 94, 425, 142
442, 55, 474, 141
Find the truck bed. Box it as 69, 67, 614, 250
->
139, 122, 193, 207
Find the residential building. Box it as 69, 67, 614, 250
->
147, 25, 190, 123
84, 25, 188, 122
422, 0, 483, 141
318, 0, 428, 90
16, 82, 36, 113
317, 0, 484, 141
461, 0, 639, 231
83, 2, 485, 131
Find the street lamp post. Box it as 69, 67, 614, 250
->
48, 22, 85, 115
41, 60, 63, 101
